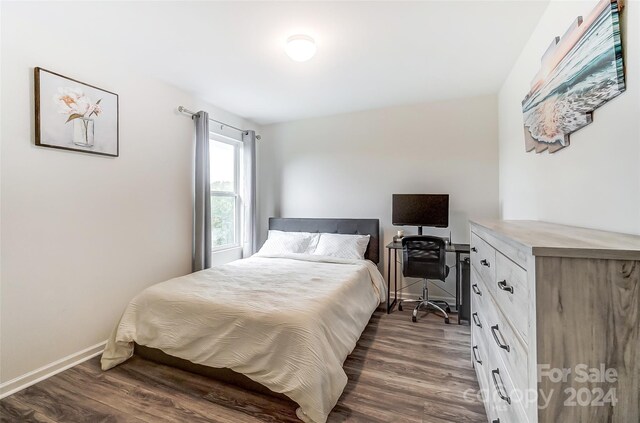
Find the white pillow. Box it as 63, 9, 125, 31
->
312, 233, 370, 260
258, 230, 319, 255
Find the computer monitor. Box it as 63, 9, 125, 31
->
392, 194, 449, 234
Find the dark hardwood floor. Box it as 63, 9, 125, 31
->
0, 309, 486, 423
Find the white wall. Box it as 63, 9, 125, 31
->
258, 95, 499, 300
499, 0, 640, 235
0, 3, 256, 386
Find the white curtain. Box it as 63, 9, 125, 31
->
242, 130, 257, 257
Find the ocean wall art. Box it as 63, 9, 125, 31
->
522, 0, 626, 153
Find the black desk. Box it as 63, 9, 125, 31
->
385, 241, 470, 324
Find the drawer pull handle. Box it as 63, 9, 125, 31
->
471, 247, 478, 253
497, 280, 514, 294
472, 284, 482, 296
472, 345, 482, 365
491, 324, 510, 352
480, 259, 490, 267
491, 369, 511, 404
492, 420, 500, 423
472, 312, 482, 328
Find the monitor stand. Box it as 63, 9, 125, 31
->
416, 227, 451, 244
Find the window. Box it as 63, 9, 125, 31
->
210, 135, 241, 250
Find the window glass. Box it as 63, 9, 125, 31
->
209, 137, 240, 250
210, 141, 235, 192
211, 194, 236, 247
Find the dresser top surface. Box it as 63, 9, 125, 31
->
470, 219, 640, 260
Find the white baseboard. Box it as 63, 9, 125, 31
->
0, 340, 106, 399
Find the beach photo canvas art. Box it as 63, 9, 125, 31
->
521, 0, 625, 154
35, 67, 119, 157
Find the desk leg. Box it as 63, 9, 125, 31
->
386, 248, 398, 313
394, 249, 398, 308
386, 248, 391, 313
456, 252, 461, 325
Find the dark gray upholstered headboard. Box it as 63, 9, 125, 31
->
268, 218, 380, 264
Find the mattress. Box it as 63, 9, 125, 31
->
101, 253, 386, 423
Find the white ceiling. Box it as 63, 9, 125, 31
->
16, 1, 549, 125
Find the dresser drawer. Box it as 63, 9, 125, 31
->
473, 362, 492, 422
489, 364, 529, 423
470, 269, 490, 340
471, 232, 496, 293
470, 265, 490, 312
495, 251, 529, 345
482, 292, 529, 396
487, 346, 529, 423
471, 330, 497, 423
471, 284, 495, 393
471, 328, 489, 386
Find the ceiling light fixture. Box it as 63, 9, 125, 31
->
285, 34, 316, 62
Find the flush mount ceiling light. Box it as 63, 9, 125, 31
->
285, 34, 317, 62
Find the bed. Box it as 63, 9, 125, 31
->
101, 218, 385, 423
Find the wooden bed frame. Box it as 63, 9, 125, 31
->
135, 217, 380, 398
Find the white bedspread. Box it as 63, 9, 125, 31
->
101, 254, 386, 423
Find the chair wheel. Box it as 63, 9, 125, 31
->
398, 303, 403, 311
412, 315, 417, 323
444, 318, 450, 324
446, 306, 451, 313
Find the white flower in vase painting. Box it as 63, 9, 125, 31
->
54, 87, 102, 121
53, 87, 102, 147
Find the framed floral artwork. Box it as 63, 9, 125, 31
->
35, 67, 119, 157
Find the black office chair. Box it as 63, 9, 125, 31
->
398, 236, 452, 324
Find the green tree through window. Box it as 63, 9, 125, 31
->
210, 138, 239, 249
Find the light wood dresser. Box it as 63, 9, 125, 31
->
469, 219, 640, 423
